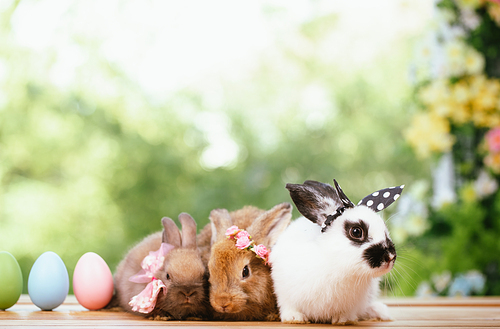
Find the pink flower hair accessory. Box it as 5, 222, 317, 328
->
128, 243, 175, 313
225, 225, 270, 265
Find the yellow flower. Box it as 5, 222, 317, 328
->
450, 103, 471, 124
431, 102, 454, 118
471, 82, 498, 112
445, 40, 467, 76
468, 74, 487, 97
419, 79, 451, 108
489, 114, 500, 128
456, 0, 482, 9
452, 80, 471, 105
485, 78, 500, 95
405, 112, 455, 159
459, 184, 477, 203
472, 94, 496, 112
464, 48, 485, 75
487, 3, 500, 26
466, 75, 500, 126
442, 40, 484, 77
472, 110, 493, 127
485, 153, 500, 174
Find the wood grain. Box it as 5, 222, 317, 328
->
1, 295, 499, 328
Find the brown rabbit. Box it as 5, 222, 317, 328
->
198, 203, 292, 321
113, 213, 211, 320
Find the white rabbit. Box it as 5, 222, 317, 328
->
270, 179, 404, 324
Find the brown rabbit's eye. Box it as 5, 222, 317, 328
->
166, 273, 171, 280
242, 265, 250, 279
350, 226, 364, 240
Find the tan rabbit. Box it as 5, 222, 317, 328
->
197, 206, 265, 265
198, 203, 292, 321
113, 213, 211, 320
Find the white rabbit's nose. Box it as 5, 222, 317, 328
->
386, 253, 396, 263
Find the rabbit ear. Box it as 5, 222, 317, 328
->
209, 208, 233, 245
247, 202, 292, 247
161, 217, 182, 247
358, 185, 405, 212
333, 179, 355, 208
286, 180, 345, 227
178, 213, 197, 249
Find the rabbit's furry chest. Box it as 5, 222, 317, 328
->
270, 217, 381, 323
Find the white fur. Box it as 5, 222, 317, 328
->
270, 206, 393, 324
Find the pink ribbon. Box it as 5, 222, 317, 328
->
128, 243, 174, 313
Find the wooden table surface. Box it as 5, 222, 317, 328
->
1, 295, 499, 328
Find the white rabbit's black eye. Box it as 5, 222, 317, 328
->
350, 226, 364, 240
344, 221, 369, 245
242, 265, 250, 279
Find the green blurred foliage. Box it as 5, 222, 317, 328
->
402, 0, 500, 296
0, 1, 428, 295
411, 193, 500, 295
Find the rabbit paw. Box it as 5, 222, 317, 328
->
265, 312, 281, 322
149, 315, 173, 321
332, 314, 358, 325
280, 310, 309, 324
363, 301, 392, 321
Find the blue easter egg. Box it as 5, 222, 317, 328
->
28, 251, 69, 311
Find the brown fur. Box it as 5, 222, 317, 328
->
113, 214, 211, 320
198, 206, 265, 265
209, 240, 278, 320
114, 232, 163, 314
203, 203, 292, 321
152, 248, 211, 320
197, 224, 213, 266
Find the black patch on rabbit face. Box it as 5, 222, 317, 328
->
344, 220, 370, 246
363, 236, 396, 268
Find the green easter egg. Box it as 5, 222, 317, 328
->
0, 251, 23, 310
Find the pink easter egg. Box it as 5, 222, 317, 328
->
73, 252, 114, 310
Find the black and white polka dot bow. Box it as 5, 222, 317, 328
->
357, 185, 405, 212
321, 180, 404, 232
